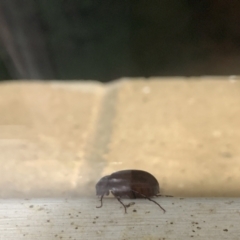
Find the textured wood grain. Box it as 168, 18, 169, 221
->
0, 198, 239, 240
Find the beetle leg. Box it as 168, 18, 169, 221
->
110, 194, 127, 213
115, 197, 128, 214
131, 190, 166, 213
96, 194, 104, 208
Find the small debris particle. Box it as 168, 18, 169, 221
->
75, 227, 78, 230
93, 221, 96, 224
71, 222, 74, 225
133, 209, 137, 212
223, 229, 228, 232
126, 202, 135, 207
156, 225, 158, 227
197, 227, 201, 230
29, 205, 34, 208
47, 220, 50, 223
192, 222, 199, 225
170, 222, 173, 224
190, 235, 194, 238
38, 207, 44, 211
192, 230, 195, 232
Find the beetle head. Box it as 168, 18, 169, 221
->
96, 175, 110, 196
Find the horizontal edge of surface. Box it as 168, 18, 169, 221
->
0, 197, 239, 239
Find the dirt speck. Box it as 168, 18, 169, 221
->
223, 229, 228, 232
29, 205, 34, 208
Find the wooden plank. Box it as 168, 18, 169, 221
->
0, 198, 239, 239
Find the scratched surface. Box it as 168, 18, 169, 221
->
0, 198, 239, 240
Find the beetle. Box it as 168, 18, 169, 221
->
95, 169, 166, 213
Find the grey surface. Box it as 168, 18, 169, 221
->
0, 198, 239, 239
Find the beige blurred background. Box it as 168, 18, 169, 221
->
0, 78, 239, 198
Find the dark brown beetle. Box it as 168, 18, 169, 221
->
96, 169, 166, 213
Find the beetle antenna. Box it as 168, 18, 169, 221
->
131, 189, 166, 213
96, 194, 104, 208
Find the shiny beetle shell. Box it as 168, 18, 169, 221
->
96, 170, 166, 213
